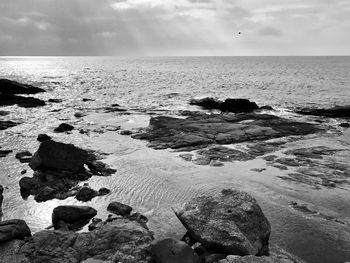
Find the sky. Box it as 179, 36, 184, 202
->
0, 0, 349, 56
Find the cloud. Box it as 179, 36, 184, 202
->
0, 0, 349, 55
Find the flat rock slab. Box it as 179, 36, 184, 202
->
174, 189, 271, 256
132, 113, 320, 151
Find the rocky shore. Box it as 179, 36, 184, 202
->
1, 80, 350, 262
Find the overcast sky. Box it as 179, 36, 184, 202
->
0, 0, 349, 56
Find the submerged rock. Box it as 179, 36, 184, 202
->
150, 238, 201, 263
107, 202, 133, 216
174, 189, 271, 256
0, 79, 45, 94
29, 140, 88, 172
54, 123, 74, 133
0, 219, 31, 242
296, 105, 350, 118
52, 205, 97, 231
0, 120, 18, 130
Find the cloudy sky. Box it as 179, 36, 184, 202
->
0, 0, 349, 56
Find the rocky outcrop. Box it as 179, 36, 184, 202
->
20, 140, 116, 202
0, 79, 45, 94
107, 202, 133, 216
190, 98, 259, 113
54, 123, 74, 133
0, 95, 46, 108
19, 218, 153, 263
296, 105, 350, 118
174, 189, 271, 256
52, 206, 97, 231
150, 238, 201, 263
0, 220, 31, 242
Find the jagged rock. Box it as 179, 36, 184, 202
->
15, 151, 32, 163
0, 121, 18, 130
75, 187, 99, 202
29, 140, 88, 172
174, 189, 271, 256
19, 218, 153, 262
0, 79, 45, 94
296, 105, 350, 118
0, 219, 31, 242
150, 238, 201, 263
54, 123, 74, 133
37, 134, 52, 142
52, 205, 97, 231
107, 202, 133, 216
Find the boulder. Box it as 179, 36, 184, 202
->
0, 219, 31, 242
174, 189, 271, 256
37, 134, 52, 142
190, 98, 259, 113
52, 205, 97, 230
75, 187, 99, 202
107, 202, 133, 216
296, 105, 350, 118
190, 97, 222, 110
29, 140, 88, 172
0, 79, 45, 94
54, 123, 74, 133
150, 238, 201, 263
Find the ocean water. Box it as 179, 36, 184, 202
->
1, 56, 350, 263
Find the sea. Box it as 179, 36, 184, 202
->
0, 56, 350, 263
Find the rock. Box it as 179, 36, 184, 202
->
0, 150, 12, 158
83, 98, 95, 102
37, 133, 52, 142
74, 112, 85, 118
219, 245, 305, 263
259, 106, 274, 111
88, 218, 103, 231
0, 79, 45, 94
21, 169, 27, 175
75, 187, 99, 202
296, 105, 350, 118
0, 239, 27, 262
0, 94, 46, 108
19, 218, 153, 262
52, 205, 97, 231
174, 189, 271, 256
120, 130, 132, 135
190, 98, 259, 113
0, 219, 31, 242
29, 140, 88, 172
340, 122, 350, 128
150, 238, 201, 263
54, 123, 74, 133
48, 98, 62, 103
98, 187, 111, 196
107, 202, 133, 216
0, 120, 18, 130
15, 151, 32, 163
0, 111, 9, 116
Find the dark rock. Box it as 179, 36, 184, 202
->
15, 151, 32, 163
174, 189, 271, 256
53, 123, 74, 133
128, 212, 148, 224
82, 98, 95, 102
259, 106, 274, 111
120, 130, 132, 135
0, 185, 3, 218
88, 218, 103, 231
0, 149, 12, 158
0, 219, 31, 242
340, 122, 350, 128
0, 94, 45, 108
204, 254, 227, 263
107, 202, 133, 216
0, 111, 9, 116
0, 79, 45, 94
37, 133, 52, 142
296, 105, 350, 118
48, 98, 62, 103
75, 187, 99, 202
150, 238, 201, 263
98, 187, 111, 195
21, 169, 27, 175
52, 205, 97, 231
74, 112, 85, 118
18, 218, 153, 262
29, 140, 88, 172
190, 98, 259, 113
0, 239, 27, 262
0, 120, 18, 130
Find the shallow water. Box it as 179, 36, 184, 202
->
1, 56, 350, 263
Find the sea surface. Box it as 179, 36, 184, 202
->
1, 56, 350, 263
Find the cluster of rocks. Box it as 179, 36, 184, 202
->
19, 140, 115, 202
0, 79, 46, 108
